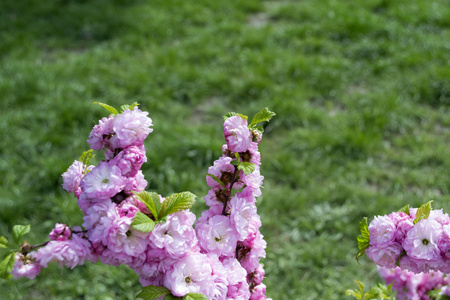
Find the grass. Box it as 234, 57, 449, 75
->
0, 0, 449, 299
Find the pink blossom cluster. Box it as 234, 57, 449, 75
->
12, 109, 270, 299
378, 266, 449, 300
366, 208, 450, 274
196, 115, 268, 299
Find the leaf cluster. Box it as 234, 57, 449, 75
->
131, 191, 196, 233
79, 149, 95, 172
93, 102, 140, 116
355, 217, 370, 263
345, 280, 393, 300
0, 224, 31, 279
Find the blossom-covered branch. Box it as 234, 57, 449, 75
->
0, 103, 275, 300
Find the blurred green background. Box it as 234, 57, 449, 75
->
0, 0, 449, 299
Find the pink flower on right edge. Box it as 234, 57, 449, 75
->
402, 218, 442, 260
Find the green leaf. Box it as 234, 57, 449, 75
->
133, 191, 161, 221
414, 201, 433, 224
157, 216, 167, 224
131, 212, 156, 233
249, 107, 276, 128
253, 125, 264, 134
120, 102, 140, 113
159, 192, 197, 219
355, 280, 365, 295
356, 218, 370, 263
395, 251, 406, 267
0, 253, 15, 279
398, 204, 410, 215
365, 283, 394, 300
136, 285, 170, 300
93, 102, 118, 115
129, 102, 140, 110
206, 173, 225, 189
183, 293, 208, 300
230, 160, 238, 166
344, 289, 362, 300
79, 149, 95, 168
237, 162, 255, 175
149, 192, 162, 219
0, 236, 9, 248
12, 225, 30, 245
223, 112, 248, 121
120, 104, 130, 113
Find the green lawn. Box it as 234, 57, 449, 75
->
1, 0, 449, 299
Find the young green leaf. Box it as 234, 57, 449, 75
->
249, 107, 276, 128
93, 102, 118, 115
183, 293, 208, 300
120, 102, 140, 113
356, 217, 370, 263
133, 191, 161, 221
0, 236, 9, 248
223, 112, 248, 121
344, 289, 362, 300
159, 192, 197, 219
131, 212, 156, 233
355, 280, 365, 295
79, 149, 95, 169
237, 162, 255, 175
398, 204, 410, 215
150, 192, 162, 218
252, 125, 264, 135
129, 102, 140, 110
366, 283, 394, 300
136, 285, 170, 300
414, 200, 433, 224
120, 104, 130, 113
0, 253, 15, 279
12, 225, 30, 245
206, 173, 225, 189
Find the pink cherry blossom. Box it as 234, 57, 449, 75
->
369, 215, 396, 246
80, 161, 125, 201
11, 253, 41, 280
62, 160, 86, 195
223, 116, 252, 153
49, 223, 71, 242
196, 215, 237, 257
163, 252, 213, 297
403, 219, 442, 260
87, 115, 114, 151
110, 145, 147, 177
366, 243, 402, 269
110, 107, 153, 149
36, 233, 95, 269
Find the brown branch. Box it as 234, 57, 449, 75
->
222, 166, 239, 215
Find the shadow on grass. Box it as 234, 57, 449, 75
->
0, 0, 142, 54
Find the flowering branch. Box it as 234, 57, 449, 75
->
0, 104, 275, 300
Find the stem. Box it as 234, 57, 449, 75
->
222, 166, 239, 215
30, 241, 49, 250
21, 229, 88, 255
21, 241, 49, 255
